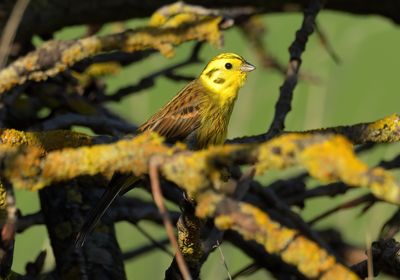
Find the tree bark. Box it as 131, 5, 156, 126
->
1, 0, 399, 43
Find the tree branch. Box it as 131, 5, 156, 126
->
265, 0, 323, 138
5, 0, 400, 43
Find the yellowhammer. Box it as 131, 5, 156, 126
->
75, 53, 255, 246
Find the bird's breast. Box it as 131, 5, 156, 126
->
194, 97, 236, 149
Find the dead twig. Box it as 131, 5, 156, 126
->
0, 0, 30, 68
216, 240, 232, 280
308, 194, 376, 225
149, 157, 191, 280
132, 224, 174, 257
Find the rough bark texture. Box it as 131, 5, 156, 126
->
1, 0, 399, 43
39, 176, 126, 280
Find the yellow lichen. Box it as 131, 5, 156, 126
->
201, 195, 358, 279
0, 11, 223, 94
0, 129, 93, 152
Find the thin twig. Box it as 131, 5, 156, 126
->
308, 194, 376, 225
0, 0, 30, 68
265, 0, 323, 139
123, 238, 170, 260
380, 209, 400, 240
366, 235, 373, 280
284, 182, 349, 205
102, 42, 203, 102
149, 157, 192, 280
315, 21, 340, 64
133, 223, 174, 257
216, 241, 232, 280
230, 262, 258, 280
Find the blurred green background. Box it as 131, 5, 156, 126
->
14, 11, 400, 279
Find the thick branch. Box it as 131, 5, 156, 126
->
5, 0, 400, 43
228, 113, 400, 145
2, 132, 400, 205
196, 193, 359, 279
0, 15, 223, 94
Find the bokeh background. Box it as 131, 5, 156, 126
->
14, 11, 400, 279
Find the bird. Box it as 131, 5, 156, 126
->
75, 53, 255, 247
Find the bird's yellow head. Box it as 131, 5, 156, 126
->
199, 53, 255, 99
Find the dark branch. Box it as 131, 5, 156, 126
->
8, 1, 400, 43
16, 212, 44, 233
123, 238, 170, 260
351, 239, 400, 278
101, 42, 203, 102
265, 0, 323, 138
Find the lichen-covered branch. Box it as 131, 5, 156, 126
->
0, 14, 223, 94
229, 113, 400, 145
1, 131, 400, 205
196, 192, 359, 279
0, 129, 94, 153
0, 129, 399, 278
5, 0, 400, 43
308, 113, 400, 144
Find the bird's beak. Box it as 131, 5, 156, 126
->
240, 62, 256, 72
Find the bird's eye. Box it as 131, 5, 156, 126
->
225, 63, 232, 70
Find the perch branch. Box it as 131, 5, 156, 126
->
2, 132, 400, 205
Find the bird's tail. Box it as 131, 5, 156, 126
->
74, 174, 139, 248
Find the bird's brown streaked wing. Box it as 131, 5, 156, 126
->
75, 81, 206, 247
137, 80, 205, 142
